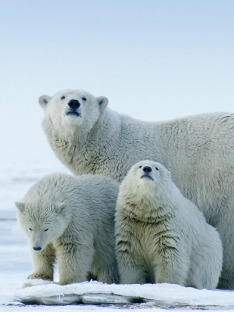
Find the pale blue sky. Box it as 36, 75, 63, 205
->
0, 0, 234, 166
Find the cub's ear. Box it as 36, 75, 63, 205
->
15, 202, 25, 213
39, 95, 51, 108
55, 203, 66, 214
165, 168, 172, 179
97, 96, 108, 113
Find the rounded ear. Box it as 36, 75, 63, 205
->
168, 170, 172, 179
15, 201, 25, 213
55, 203, 66, 214
97, 96, 108, 113
163, 167, 171, 179
39, 95, 51, 108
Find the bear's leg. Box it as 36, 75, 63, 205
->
28, 244, 55, 281
92, 234, 119, 284
94, 253, 119, 284
117, 251, 146, 284
217, 217, 234, 289
58, 242, 94, 285
154, 248, 189, 286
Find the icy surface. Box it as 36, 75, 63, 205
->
1, 163, 234, 311
15, 280, 234, 307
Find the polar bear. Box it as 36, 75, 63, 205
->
16, 173, 119, 285
39, 89, 234, 288
115, 160, 223, 289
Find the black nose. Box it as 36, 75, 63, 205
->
33, 247, 42, 251
68, 99, 80, 109
143, 166, 152, 173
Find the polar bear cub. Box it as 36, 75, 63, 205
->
16, 173, 119, 285
115, 160, 222, 289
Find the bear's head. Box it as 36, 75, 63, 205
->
39, 89, 108, 135
15, 201, 71, 252
121, 160, 172, 198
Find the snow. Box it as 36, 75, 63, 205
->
1, 163, 234, 311
15, 280, 234, 307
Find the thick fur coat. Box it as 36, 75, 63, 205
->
39, 89, 234, 288
16, 173, 119, 285
115, 160, 223, 289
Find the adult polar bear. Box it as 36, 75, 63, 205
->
40, 89, 234, 289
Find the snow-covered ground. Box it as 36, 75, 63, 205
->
1, 163, 234, 312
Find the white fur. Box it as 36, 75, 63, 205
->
40, 89, 234, 288
115, 160, 223, 289
16, 173, 119, 285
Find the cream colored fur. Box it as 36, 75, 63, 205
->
115, 160, 223, 289
16, 173, 119, 284
40, 89, 234, 288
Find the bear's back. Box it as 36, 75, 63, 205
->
24, 172, 119, 218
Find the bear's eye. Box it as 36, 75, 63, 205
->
155, 167, 159, 170
82, 97, 87, 101
139, 165, 142, 168
29, 228, 32, 231
44, 229, 48, 232
61, 96, 65, 100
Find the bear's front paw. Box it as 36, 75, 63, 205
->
23, 278, 54, 288
27, 273, 53, 281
